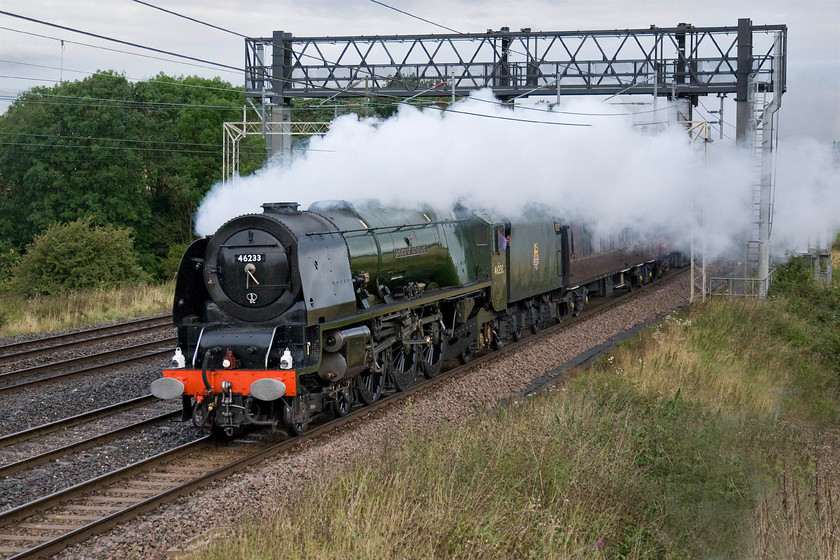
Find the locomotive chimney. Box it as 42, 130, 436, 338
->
262, 202, 300, 214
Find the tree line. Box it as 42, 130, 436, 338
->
0, 71, 267, 291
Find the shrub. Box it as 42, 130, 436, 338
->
160, 241, 192, 281
9, 217, 150, 297
0, 246, 21, 283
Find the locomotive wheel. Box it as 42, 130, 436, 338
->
507, 306, 523, 342
420, 323, 444, 379
529, 305, 541, 334
492, 331, 505, 351
390, 343, 417, 391
331, 382, 352, 418
284, 396, 308, 436
191, 401, 211, 432
355, 369, 384, 405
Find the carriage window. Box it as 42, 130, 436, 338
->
474, 224, 488, 246
582, 230, 592, 256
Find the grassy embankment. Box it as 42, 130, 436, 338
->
192, 252, 839, 560
0, 283, 171, 337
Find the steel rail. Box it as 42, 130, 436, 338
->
0, 314, 171, 360
0, 341, 174, 395
0, 395, 157, 447
0, 439, 214, 555
0, 410, 181, 477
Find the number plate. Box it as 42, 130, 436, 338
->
236, 253, 264, 263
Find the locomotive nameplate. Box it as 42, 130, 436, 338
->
394, 245, 428, 258
236, 253, 264, 263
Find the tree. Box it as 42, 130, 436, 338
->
0, 72, 267, 279
8, 217, 149, 297
0, 72, 150, 250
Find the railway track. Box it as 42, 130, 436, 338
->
0, 271, 687, 559
0, 340, 175, 395
0, 396, 159, 450
0, 394, 187, 513
0, 407, 181, 477
0, 410, 181, 480
0, 315, 171, 361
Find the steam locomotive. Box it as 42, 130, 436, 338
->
151, 200, 683, 435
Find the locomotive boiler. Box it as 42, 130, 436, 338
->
152, 200, 681, 435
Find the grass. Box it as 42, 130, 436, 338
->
612, 298, 839, 424
190, 253, 840, 560
0, 282, 171, 337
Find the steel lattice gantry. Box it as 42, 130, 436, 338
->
245, 19, 785, 114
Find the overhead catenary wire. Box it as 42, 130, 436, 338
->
0, 140, 226, 155
1, 59, 246, 95
3, 8, 590, 127
0, 89, 252, 111
0, 15, 412, 108
1, 131, 245, 148
4, 5, 775, 137
368, 0, 462, 34
0, 11, 242, 72
130, 0, 248, 38
0, 26, 239, 76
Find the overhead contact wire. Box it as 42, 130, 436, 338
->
0, 10, 241, 72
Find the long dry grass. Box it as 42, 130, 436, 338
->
608, 298, 837, 423
0, 283, 171, 337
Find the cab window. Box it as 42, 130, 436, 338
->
474, 224, 488, 246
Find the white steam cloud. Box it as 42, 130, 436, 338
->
771, 137, 840, 255
195, 90, 838, 260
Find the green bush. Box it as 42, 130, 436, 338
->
160, 241, 192, 281
0, 246, 21, 283
9, 217, 150, 297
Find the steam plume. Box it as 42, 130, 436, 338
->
195, 90, 838, 259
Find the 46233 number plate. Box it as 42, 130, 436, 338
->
236, 254, 264, 263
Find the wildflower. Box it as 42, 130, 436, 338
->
593, 540, 605, 549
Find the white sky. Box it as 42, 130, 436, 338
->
1, 0, 838, 142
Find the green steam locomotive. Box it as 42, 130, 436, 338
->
151, 200, 682, 435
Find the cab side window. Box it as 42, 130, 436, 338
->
474, 224, 488, 246
495, 227, 505, 253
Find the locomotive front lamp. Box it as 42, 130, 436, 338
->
171, 347, 186, 369
222, 348, 236, 369
280, 348, 293, 369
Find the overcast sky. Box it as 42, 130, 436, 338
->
1, 0, 838, 142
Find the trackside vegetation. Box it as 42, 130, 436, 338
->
0, 283, 170, 337
0, 217, 171, 335
192, 251, 839, 560
0, 72, 269, 280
